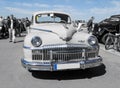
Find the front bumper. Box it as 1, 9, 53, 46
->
21, 56, 102, 71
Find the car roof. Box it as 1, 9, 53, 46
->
111, 14, 120, 18
33, 11, 69, 16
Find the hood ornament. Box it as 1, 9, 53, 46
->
60, 36, 72, 41
60, 25, 77, 41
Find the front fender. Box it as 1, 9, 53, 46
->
71, 32, 92, 46
24, 31, 66, 48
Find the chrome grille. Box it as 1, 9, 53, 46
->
52, 50, 83, 62
86, 52, 96, 58
32, 46, 97, 62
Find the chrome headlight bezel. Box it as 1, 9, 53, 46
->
88, 36, 98, 46
31, 36, 42, 47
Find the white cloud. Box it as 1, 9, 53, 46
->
111, 1, 120, 7
86, 0, 120, 22
53, 5, 71, 8
22, 3, 33, 7
14, 2, 32, 7
7, 2, 84, 20
14, 2, 50, 8
90, 7, 116, 15
4, 2, 85, 20
52, 5, 84, 20
34, 3, 50, 8
5, 7, 33, 14
90, 1, 120, 15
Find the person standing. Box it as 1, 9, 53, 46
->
0, 16, 3, 38
0, 16, 3, 28
17, 19, 22, 37
2, 18, 9, 38
8, 15, 16, 43
25, 17, 31, 34
87, 16, 94, 33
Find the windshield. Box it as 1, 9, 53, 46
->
36, 13, 71, 23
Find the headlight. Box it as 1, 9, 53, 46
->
31, 36, 42, 47
88, 36, 98, 46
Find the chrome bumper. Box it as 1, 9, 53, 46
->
21, 56, 102, 71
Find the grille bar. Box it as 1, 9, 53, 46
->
52, 51, 83, 62
32, 47, 97, 62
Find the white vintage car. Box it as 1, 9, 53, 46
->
21, 11, 102, 71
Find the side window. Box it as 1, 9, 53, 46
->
68, 17, 71, 23
54, 17, 61, 22
31, 16, 33, 25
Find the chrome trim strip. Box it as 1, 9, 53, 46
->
23, 46, 31, 49
31, 28, 53, 32
23, 44, 89, 50
21, 56, 102, 71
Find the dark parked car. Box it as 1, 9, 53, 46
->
93, 15, 120, 43
0, 19, 9, 39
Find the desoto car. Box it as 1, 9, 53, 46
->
21, 11, 102, 71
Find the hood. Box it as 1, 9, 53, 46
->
31, 23, 77, 41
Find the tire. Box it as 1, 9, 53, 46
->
116, 37, 120, 51
101, 33, 109, 44
105, 35, 114, 50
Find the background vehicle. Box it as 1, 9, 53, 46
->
93, 15, 120, 44
0, 19, 9, 39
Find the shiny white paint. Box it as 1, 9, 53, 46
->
24, 11, 95, 60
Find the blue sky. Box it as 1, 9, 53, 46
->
1, 0, 120, 22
